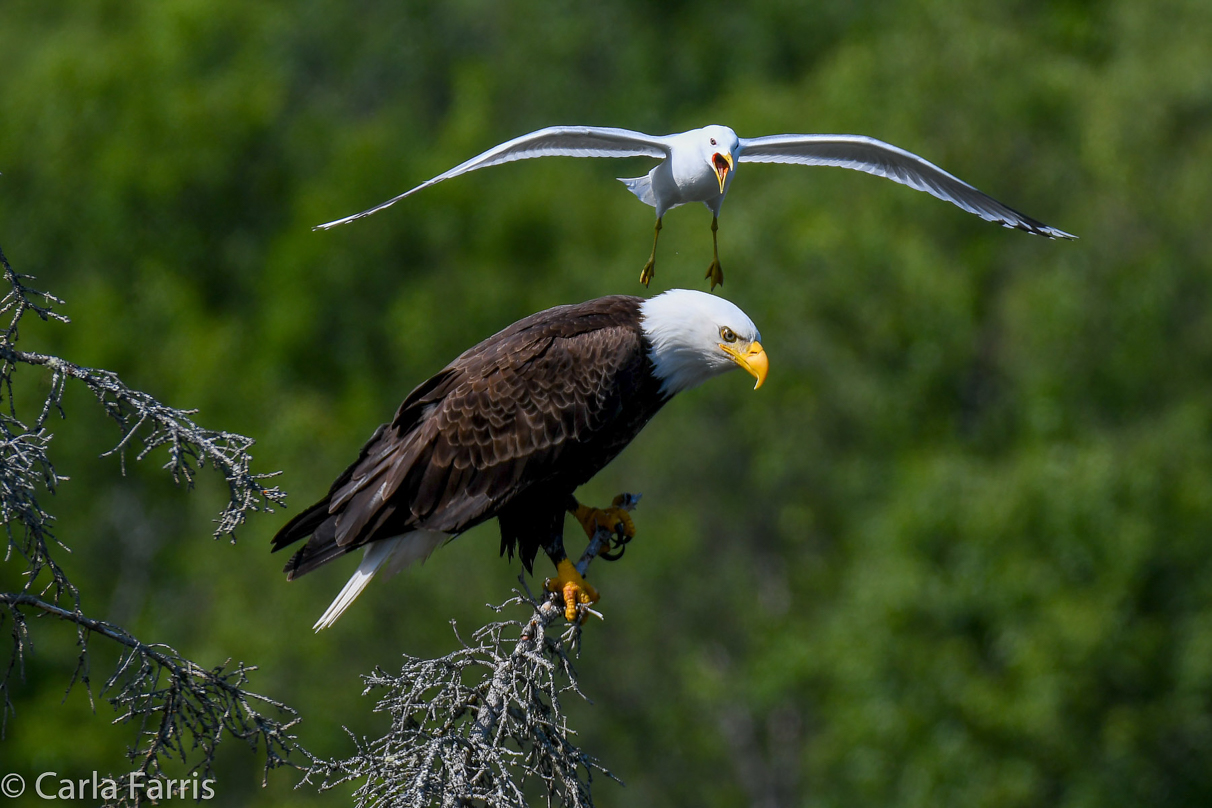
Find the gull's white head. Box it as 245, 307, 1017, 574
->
640, 289, 767, 397
697, 125, 740, 194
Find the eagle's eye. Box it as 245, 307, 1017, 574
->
720, 326, 737, 343
710, 137, 717, 146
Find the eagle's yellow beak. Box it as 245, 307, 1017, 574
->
712, 152, 734, 194
722, 341, 769, 389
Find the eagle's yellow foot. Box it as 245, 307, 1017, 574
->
544, 558, 599, 622
571, 496, 636, 544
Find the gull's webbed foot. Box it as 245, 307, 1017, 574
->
544, 558, 600, 622
705, 214, 724, 290
640, 258, 656, 287
640, 216, 663, 287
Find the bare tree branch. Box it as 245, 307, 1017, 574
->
1, 345, 286, 539
1, 593, 301, 797
0, 241, 307, 804
303, 503, 641, 808
1, 240, 638, 808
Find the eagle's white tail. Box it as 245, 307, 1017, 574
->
618, 174, 657, 207
312, 531, 449, 631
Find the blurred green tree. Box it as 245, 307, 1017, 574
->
0, 244, 298, 801
1, 0, 1211, 806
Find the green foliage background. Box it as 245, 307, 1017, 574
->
2, 0, 1211, 805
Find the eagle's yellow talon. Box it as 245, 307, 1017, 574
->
572, 501, 636, 541
544, 559, 599, 622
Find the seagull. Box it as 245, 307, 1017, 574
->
315, 124, 1076, 289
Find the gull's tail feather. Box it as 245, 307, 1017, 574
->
619, 174, 657, 207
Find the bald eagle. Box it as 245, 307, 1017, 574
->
271, 289, 768, 629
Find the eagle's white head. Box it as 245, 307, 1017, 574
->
640, 289, 767, 397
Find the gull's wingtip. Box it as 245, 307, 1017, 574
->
1029, 222, 1078, 240
312, 194, 409, 231
1004, 214, 1077, 241
313, 216, 354, 231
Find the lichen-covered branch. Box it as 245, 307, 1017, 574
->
1, 592, 302, 805
2, 345, 286, 539
0, 243, 284, 562
0, 241, 306, 803
0, 243, 68, 341
303, 507, 640, 808
2, 238, 634, 808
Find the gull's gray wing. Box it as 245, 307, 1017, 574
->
736, 133, 1075, 239
316, 126, 672, 230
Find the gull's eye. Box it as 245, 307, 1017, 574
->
710, 137, 717, 146
720, 326, 737, 343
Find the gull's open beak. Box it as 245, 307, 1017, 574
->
712, 152, 734, 194
722, 341, 769, 389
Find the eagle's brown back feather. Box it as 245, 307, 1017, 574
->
272, 295, 668, 578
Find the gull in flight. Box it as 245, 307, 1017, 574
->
316, 124, 1076, 288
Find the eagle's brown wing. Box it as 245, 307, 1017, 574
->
272, 296, 658, 578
